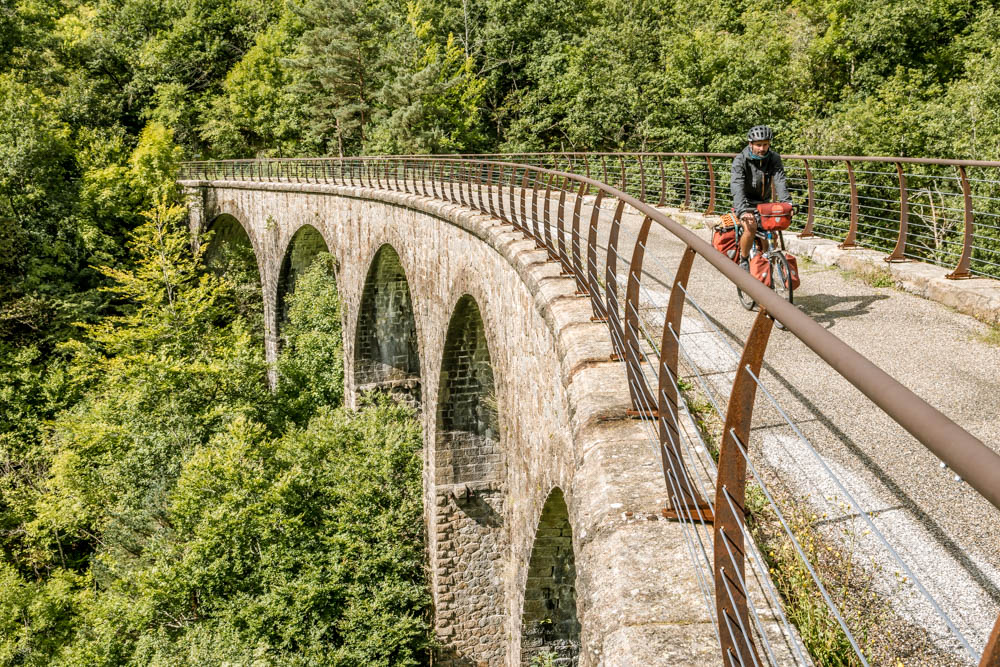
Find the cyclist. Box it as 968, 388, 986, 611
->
730, 125, 793, 269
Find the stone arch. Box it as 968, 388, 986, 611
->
436, 294, 498, 482
433, 294, 506, 666
520, 487, 580, 665
353, 244, 421, 407
277, 224, 332, 326
204, 213, 265, 341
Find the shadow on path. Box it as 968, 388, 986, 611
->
795, 293, 890, 328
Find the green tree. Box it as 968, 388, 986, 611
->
291, 0, 390, 155
368, 2, 488, 154
201, 19, 306, 157
274, 253, 345, 426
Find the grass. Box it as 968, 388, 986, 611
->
797, 250, 898, 288
676, 375, 881, 662
745, 487, 883, 665
976, 322, 1000, 347
529, 651, 558, 667
843, 265, 898, 289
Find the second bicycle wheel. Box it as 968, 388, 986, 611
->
736, 282, 756, 310
769, 253, 794, 329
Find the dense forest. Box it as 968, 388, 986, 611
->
2, 0, 999, 663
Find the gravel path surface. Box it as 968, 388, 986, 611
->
561, 197, 1000, 660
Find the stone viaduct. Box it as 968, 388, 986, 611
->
180, 178, 721, 665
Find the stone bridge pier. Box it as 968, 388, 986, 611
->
181, 179, 720, 665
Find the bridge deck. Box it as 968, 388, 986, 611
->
183, 174, 1000, 664
582, 198, 1000, 658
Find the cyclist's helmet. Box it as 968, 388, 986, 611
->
747, 125, 774, 142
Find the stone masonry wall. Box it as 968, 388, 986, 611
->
354, 244, 421, 406
520, 488, 580, 665
434, 294, 506, 665
180, 180, 725, 666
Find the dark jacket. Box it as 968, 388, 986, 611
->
730, 146, 792, 216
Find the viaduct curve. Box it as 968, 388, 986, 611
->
180, 156, 1000, 667
180, 178, 730, 665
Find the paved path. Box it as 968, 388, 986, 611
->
571, 197, 1000, 661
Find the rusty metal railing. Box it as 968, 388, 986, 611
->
420, 152, 1000, 281
179, 157, 1000, 665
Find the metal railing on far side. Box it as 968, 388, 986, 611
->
446, 152, 1000, 281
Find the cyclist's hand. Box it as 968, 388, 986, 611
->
740, 212, 755, 225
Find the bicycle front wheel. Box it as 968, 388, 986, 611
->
769, 253, 793, 329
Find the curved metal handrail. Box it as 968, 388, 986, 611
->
342, 151, 1000, 279
179, 156, 1000, 665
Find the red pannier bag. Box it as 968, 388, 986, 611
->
750, 254, 771, 286
752, 253, 801, 289
757, 202, 793, 231
712, 212, 739, 262
783, 253, 801, 289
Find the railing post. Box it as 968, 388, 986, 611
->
981, 612, 1000, 667
478, 162, 486, 214
520, 170, 529, 237
657, 155, 666, 207
947, 165, 975, 279
619, 155, 626, 192
658, 247, 712, 520
705, 156, 716, 215
885, 162, 909, 262
623, 215, 658, 417
543, 173, 557, 259
449, 161, 458, 203
715, 306, 772, 667
487, 164, 497, 219
604, 200, 627, 359
497, 165, 509, 223
840, 160, 859, 248
556, 183, 569, 271
571, 184, 589, 295
465, 161, 474, 209
583, 154, 591, 196
639, 155, 647, 203
798, 159, 816, 237
601, 156, 609, 185
587, 191, 605, 320
509, 165, 519, 231
682, 156, 691, 209
530, 172, 544, 248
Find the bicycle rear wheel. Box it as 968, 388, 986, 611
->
736, 280, 756, 310
769, 253, 794, 329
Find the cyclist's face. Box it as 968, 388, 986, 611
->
750, 140, 771, 156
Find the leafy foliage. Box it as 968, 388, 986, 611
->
0, 175, 428, 663
2, 0, 999, 663
274, 254, 346, 427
